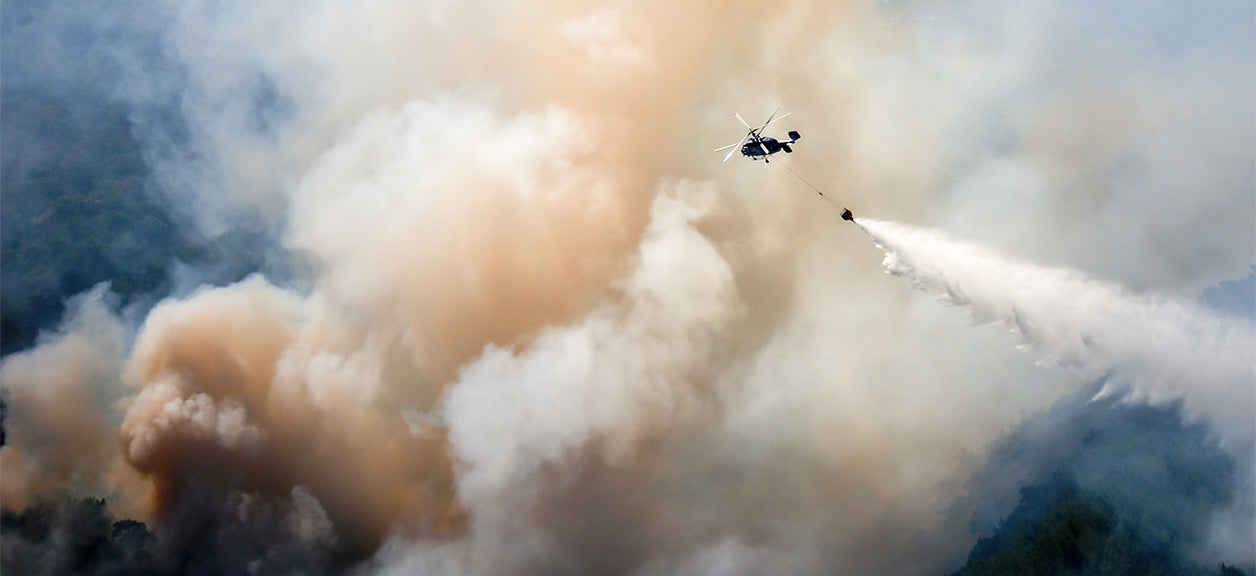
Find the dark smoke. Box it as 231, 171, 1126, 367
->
2, 497, 159, 576
2, 0, 1252, 574
1, 489, 342, 576
148, 483, 341, 576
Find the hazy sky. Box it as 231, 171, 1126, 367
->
2, 0, 1253, 574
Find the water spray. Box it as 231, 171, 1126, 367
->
852, 217, 1254, 444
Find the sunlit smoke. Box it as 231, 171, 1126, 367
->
0, 286, 132, 511
441, 182, 741, 573
2, 0, 1253, 574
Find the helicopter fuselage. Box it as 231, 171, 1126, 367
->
739, 130, 801, 161
742, 137, 783, 158
715, 107, 800, 163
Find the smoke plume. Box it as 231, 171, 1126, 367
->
2, 0, 1252, 574
0, 286, 132, 512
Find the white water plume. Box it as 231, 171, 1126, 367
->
857, 218, 1255, 445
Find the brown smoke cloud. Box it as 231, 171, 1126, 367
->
117, 277, 464, 551
2, 0, 1252, 574
0, 287, 132, 512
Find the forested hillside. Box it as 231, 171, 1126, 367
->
1, 86, 271, 354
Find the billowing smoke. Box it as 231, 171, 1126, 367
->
0, 286, 132, 512
2, 0, 1253, 574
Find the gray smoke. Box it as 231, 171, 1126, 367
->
2, 0, 1252, 574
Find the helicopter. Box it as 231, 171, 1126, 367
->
714, 105, 801, 163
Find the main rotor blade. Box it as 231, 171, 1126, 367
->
735, 112, 753, 130
758, 103, 783, 133
722, 134, 749, 162
762, 111, 791, 129
759, 103, 781, 131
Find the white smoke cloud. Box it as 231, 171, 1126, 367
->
120, 378, 268, 469
442, 180, 740, 572
4, 0, 1253, 573
893, 1, 1256, 293
287, 485, 338, 548
559, 9, 649, 78
632, 538, 803, 576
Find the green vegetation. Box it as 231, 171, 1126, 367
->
951, 386, 1254, 576
1, 87, 197, 353
951, 479, 1249, 576
1, 85, 278, 355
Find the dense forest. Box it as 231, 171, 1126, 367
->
951, 480, 1247, 576
2, 86, 184, 353
950, 382, 1253, 576
0, 86, 269, 355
